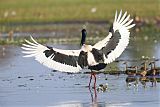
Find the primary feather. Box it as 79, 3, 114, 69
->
22, 36, 82, 73
93, 10, 135, 64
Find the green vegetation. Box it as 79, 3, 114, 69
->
0, 0, 159, 24
0, 25, 159, 45
0, 20, 159, 45
0, 36, 104, 45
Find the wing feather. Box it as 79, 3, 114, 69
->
93, 10, 135, 64
21, 36, 82, 72
121, 14, 130, 25
25, 39, 38, 46
116, 10, 122, 23
22, 44, 37, 49
124, 19, 133, 27
119, 11, 127, 24
114, 10, 118, 23
126, 24, 136, 29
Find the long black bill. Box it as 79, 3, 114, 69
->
80, 29, 87, 46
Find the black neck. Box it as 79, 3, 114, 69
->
109, 24, 113, 33
80, 29, 87, 46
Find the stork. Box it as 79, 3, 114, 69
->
22, 10, 135, 88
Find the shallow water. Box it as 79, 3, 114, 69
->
0, 44, 160, 107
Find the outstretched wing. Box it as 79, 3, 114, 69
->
21, 36, 82, 73
93, 10, 135, 64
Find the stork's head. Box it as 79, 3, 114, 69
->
80, 29, 87, 46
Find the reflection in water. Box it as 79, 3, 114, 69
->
126, 76, 139, 88
126, 75, 159, 88
89, 86, 97, 103
48, 102, 83, 107
51, 102, 133, 107
52, 75, 160, 107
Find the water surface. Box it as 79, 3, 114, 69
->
0, 43, 160, 107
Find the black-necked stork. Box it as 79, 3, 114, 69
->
22, 10, 135, 88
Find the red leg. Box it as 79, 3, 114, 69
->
93, 73, 97, 88
89, 73, 93, 87
93, 72, 97, 98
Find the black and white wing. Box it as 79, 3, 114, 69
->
93, 10, 135, 64
21, 36, 82, 73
